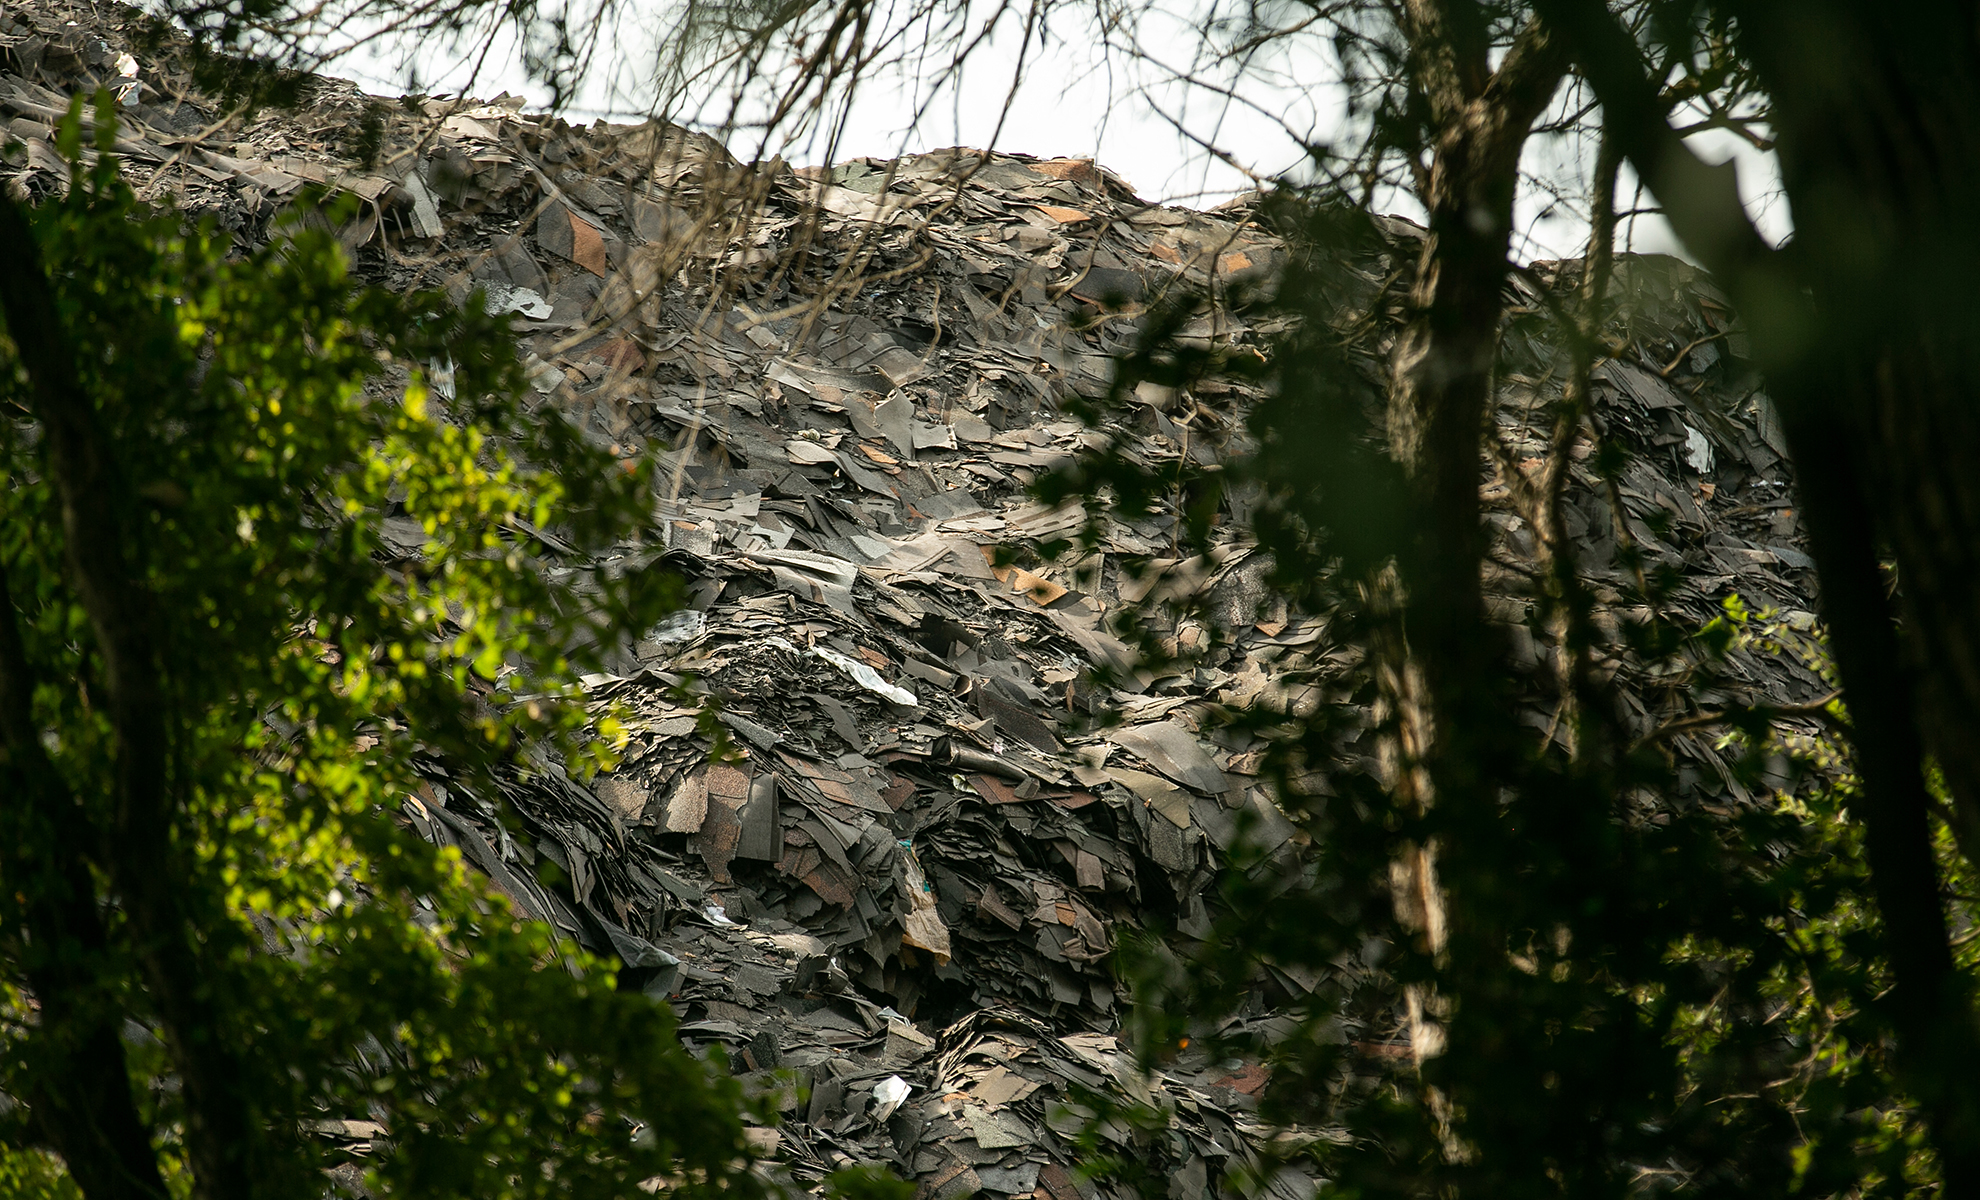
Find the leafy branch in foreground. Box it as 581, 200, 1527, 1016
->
0, 99, 771, 1200
1041, 194, 1959, 1195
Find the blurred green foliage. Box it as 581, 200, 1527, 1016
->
1043, 198, 1968, 1196
0, 100, 772, 1199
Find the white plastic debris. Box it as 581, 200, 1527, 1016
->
761, 636, 919, 706
428, 356, 456, 402
112, 52, 138, 106
808, 644, 918, 706
872, 1075, 911, 1121
703, 903, 738, 926
483, 283, 552, 320
1683, 423, 1714, 474
646, 609, 707, 646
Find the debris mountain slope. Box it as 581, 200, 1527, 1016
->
0, 3, 1834, 1196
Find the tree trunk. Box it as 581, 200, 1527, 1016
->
0, 563, 170, 1200
0, 197, 260, 1200
1697, 4, 1980, 1185
1380, 6, 1567, 1058
1737, 0, 1980, 866
1533, 0, 1980, 1184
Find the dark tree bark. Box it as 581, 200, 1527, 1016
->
1374, 3, 1567, 1056
1531, 0, 1980, 1185
0, 562, 170, 1200
1389, 10, 1567, 717
0, 197, 259, 1200
1731, 0, 1980, 859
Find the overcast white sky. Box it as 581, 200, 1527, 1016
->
314, 2, 1790, 262
323, 2, 1319, 200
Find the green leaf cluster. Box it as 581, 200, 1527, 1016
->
0, 101, 765, 1199
1045, 197, 1955, 1196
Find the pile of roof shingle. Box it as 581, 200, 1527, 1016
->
2, 2, 1838, 1195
